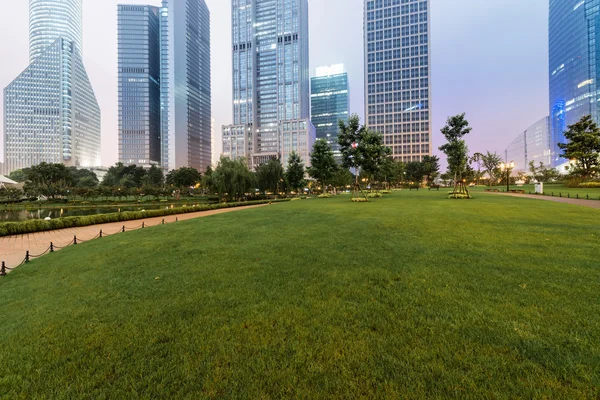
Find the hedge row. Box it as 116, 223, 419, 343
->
0, 200, 288, 237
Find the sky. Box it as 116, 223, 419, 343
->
0, 0, 549, 167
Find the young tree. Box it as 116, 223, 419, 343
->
146, 165, 165, 187
405, 161, 425, 185
338, 114, 365, 192
166, 167, 201, 190
558, 115, 600, 178
255, 158, 284, 195
285, 151, 305, 194
481, 151, 502, 186
212, 157, 255, 201
202, 166, 214, 194
331, 168, 354, 192
438, 113, 472, 196
359, 129, 392, 190
308, 139, 338, 194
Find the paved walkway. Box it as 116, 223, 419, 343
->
483, 191, 600, 209
0, 204, 268, 271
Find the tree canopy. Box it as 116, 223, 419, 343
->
308, 139, 338, 193
285, 151, 306, 194
558, 115, 600, 178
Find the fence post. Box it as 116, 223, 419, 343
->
73, 235, 78, 245
142, 222, 145, 229
1, 262, 6, 277
587, 194, 589, 200
576, 194, 579, 199
25, 251, 30, 263
100, 229, 103, 238
176, 217, 178, 222
50, 242, 54, 253
122, 226, 125, 233
162, 219, 165, 225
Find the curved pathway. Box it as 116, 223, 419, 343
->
483, 192, 600, 209
0, 204, 268, 271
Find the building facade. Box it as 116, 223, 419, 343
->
3, 0, 101, 174
505, 117, 552, 174
364, 0, 431, 162
117, 5, 161, 167
549, 0, 600, 167
310, 64, 349, 159
160, 0, 212, 172
222, 0, 315, 168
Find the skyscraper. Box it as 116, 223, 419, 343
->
222, 0, 315, 168
160, 0, 212, 172
549, 0, 599, 167
3, 0, 101, 174
310, 64, 349, 160
505, 117, 552, 174
117, 5, 161, 167
364, 0, 431, 162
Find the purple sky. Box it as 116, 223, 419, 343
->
0, 0, 548, 167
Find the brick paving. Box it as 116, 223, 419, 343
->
484, 192, 600, 209
0, 204, 268, 271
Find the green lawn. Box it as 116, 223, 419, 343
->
470, 183, 600, 199
1, 192, 599, 398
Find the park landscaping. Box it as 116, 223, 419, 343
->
0, 191, 599, 398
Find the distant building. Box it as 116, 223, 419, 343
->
160, 0, 212, 172
549, 0, 599, 167
311, 64, 349, 160
505, 117, 552, 174
364, 0, 432, 162
211, 117, 222, 166
3, 0, 101, 174
222, 0, 315, 168
117, 5, 161, 167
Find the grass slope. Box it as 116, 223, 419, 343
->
1, 192, 599, 399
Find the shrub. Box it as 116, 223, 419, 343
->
367, 193, 383, 198
380, 190, 391, 194
448, 193, 472, 199
0, 199, 290, 237
318, 194, 332, 198
351, 197, 369, 203
578, 182, 600, 188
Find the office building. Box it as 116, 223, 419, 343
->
160, 0, 212, 172
222, 0, 315, 168
549, 0, 599, 167
310, 64, 349, 160
3, 0, 101, 174
364, 0, 432, 162
505, 117, 552, 174
117, 5, 161, 167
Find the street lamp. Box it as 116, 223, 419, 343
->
500, 162, 515, 192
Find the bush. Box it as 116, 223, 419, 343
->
351, 197, 369, 203
380, 190, 391, 194
367, 193, 383, 198
318, 194, 332, 198
448, 193, 472, 199
578, 182, 600, 188
0, 199, 290, 237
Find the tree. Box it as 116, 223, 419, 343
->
359, 129, 392, 189
421, 155, 440, 186
26, 162, 72, 198
212, 157, 255, 201
8, 168, 31, 183
255, 158, 284, 195
166, 167, 201, 190
438, 113, 472, 196
558, 115, 600, 178
202, 166, 214, 193
331, 168, 354, 192
145, 165, 164, 187
308, 139, 338, 194
285, 151, 305, 194
481, 151, 503, 186
528, 161, 560, 183
405, 161, 425, 184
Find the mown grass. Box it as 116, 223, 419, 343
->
1, 192, 599, 399
470, 183, 600, 199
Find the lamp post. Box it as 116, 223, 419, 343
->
500, 162, 515, 192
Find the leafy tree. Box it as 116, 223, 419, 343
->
166, 167, 201, 189
285, 151, 305, 194
481, 151, 502, 186
405, 161, 425, 184
331, 168, 354, 191
558, 115, 600, 178
308, 139, 338, 194
212, 157, 255, 201
8, 168, 31, 183
255, 158, 284, 194
528, 161, 560, 183
438, 113, 472, 195
202, 166, 214, 193
145, 165, 164, 187
26, 162, 72, 198
359, 129, 392, 189
422, 155, 440, 186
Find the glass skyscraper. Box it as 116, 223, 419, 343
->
222, 0, 316, 168
3, 0, 101, 174
160, 0, 212, 172
505, 117, 552, 174
549, 0, 599, 167
310, 64, 349, 160
364, 0, 431, 162
117, 5, 161, 167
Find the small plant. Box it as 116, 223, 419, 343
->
367, 193, 382, 198
380, 190, 391, 194
448, 193, 472, 199
318, 194, 332, 198
351, 197, 369, 203
578, 182, 600, 188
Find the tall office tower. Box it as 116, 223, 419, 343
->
310, 64, 349, 160
117, 5, 161, 167
222, 0, 316, 169
160, 0, 211, 172
3, 0, 101, 174
549, 0, 599, 167
505, 117, 552, 174
364, 0, 431, 163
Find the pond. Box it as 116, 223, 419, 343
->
0, 204, 181, 223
